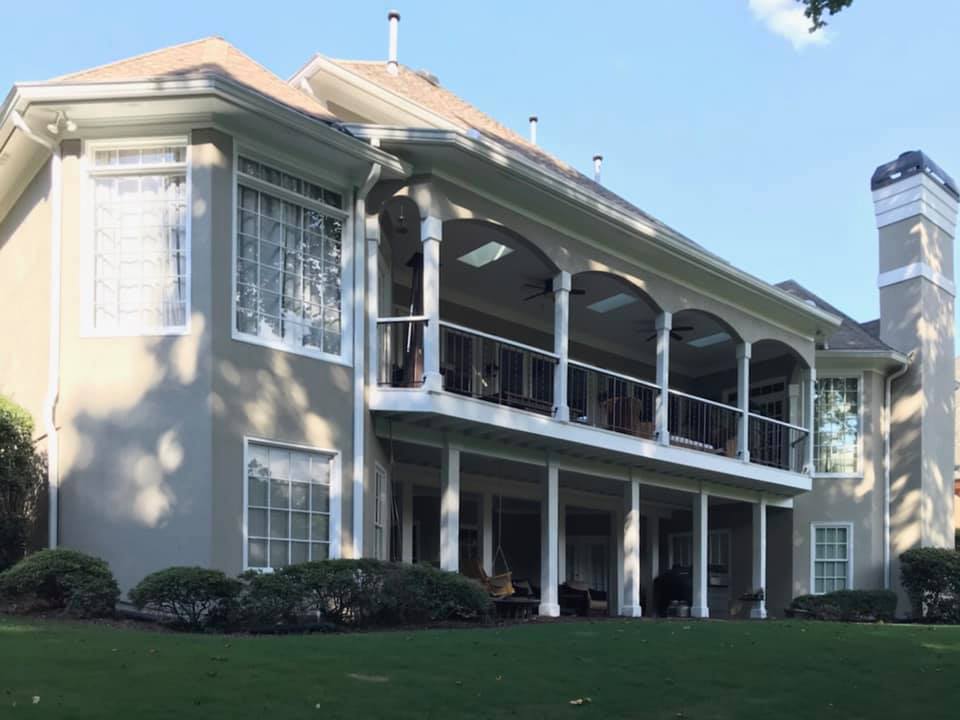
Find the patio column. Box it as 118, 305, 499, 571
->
539, 457, 561, 617
736, 342, 751, 463
646, 513, 660, 614
401, 480, 414, 563
803, 367, 816, 473
440, 440, 460, 572
622, 475, 642, 617
482, 490, 494, 575
751, 497, 768, 619
553, 271, 571, 422
421, 215, 443, 392
558, 499, 567, 583
655, 311, 672, 446
691, 490, 710, 619
366, 214, 381, 389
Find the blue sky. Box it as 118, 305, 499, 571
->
3, 1, 958, 329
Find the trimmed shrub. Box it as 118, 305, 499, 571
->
0, 548, 119, 617
282, 559, 389, 626
900, 548, 960, 623
381, 563, 492, 624
0, 396, 46, 570
790, 590, 897, 622
129, 567, 241, 629
236, 570, 304, 627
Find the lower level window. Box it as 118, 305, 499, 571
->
813, 524, 851, 593
246, 441, 333, 569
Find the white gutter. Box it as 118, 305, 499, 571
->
11, 110, 61, 549
351, 147, 382, 558
883, 351, 913, 588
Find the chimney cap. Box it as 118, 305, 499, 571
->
593, 154, 603, 162
871, 150, 958, 199
529, 115, 538, 122
388, 9, 400, 20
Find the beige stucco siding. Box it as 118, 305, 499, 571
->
0, 159, 52, 423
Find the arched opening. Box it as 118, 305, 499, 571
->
567, 272, 661, 437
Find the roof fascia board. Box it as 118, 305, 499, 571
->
352, 124, 841, 332
816, 349, 910, 372
14, 78, 410, 177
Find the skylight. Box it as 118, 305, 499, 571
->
587, 293, 638, 314
688, 332, 731, 348
457, 241, 514, 268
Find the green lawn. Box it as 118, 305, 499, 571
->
2, 616, 959, 719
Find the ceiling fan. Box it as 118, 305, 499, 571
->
637, 324, 694, 342
522, 278, 586, 302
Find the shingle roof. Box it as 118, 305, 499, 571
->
330, 60, 715, 256
56, 37, 338, 124
775, 280, 898, 352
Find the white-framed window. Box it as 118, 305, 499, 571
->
233, 153, 349, 362
668, 530, 730, 571
811, 523, 853, 594
374, 464, 388, 561
85, 138, 190, 335
243, 438, 339, 570
814, 375, 861, 475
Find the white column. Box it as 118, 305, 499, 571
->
691, 490, 709, 618
751, 497, 768, 619
401, 480, 414, 564
647, 513, 660, 614
803, 367, 816, 474
439, 441, 460, 572
421, 216, 443, 392
622, 476, 642, 617
558, 499, 567, 583
482, 490, 494, 575
736, 342, 751, 463
655, 311, 672, 445
553, 271, 571, 422
539, 458, 560, 617
366, 215, 381, 389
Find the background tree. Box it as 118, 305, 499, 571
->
801, 0, 854, 31
0, 396, 45, 570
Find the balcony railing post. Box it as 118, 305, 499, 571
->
421, 216, 443, 392
803, 367, 817, 474
366, 215, 381, 390
655, 311, 672, 445
737, 342, 751, 463
553, 271, 571, 422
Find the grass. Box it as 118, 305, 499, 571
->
2, 616, 959, 719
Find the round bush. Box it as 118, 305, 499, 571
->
0, 396, 45, 571
281, 559, 389, 626
129, 567, 241, 629
790, 589, 897, 622
0, 548, 119, 617
900, 548, 960, 622
237, 569, 304, 627
381, 563, 492, 624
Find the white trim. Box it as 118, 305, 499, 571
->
568, 359, 660, 390
438, 320, 558, 360
229, 143, 354, 366
80, 136, 192, 337
872, 172, 958, 235
812, 372, 864, 477
242, 435, 343, 570
809, 521, 854, 595
877, 262, 955, 297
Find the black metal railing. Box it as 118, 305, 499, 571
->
377, 317, 427, 388
748, 414, 809, 473
439, 321, 557, 416
568, 361, 658, 439
667, 390, 741, 458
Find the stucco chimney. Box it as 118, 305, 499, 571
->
529, 116, 538, 145
873, 150, 958, 610
593, 154, 603, 183
387, 10, 400, 76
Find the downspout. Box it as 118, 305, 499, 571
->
883, 352, 913, 589
352, 147, 382, 558
11, 111, 61, 549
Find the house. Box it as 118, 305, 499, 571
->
0, 14, 955, 618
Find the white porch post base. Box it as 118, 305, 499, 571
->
538, 603, 561, 618
620, 605, 643, 618
749, 605, 768, 620
691, 606, 710, 619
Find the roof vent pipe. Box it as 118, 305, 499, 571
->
593, 154, 603, 183
387, 10, 400, 75
529, 115, 538, 145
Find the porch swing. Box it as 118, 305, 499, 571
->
467, 495, 515, 599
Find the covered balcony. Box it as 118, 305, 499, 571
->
369, 196, 815, 486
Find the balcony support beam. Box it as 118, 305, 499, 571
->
539, 456, 561, 617
553, 271, 571, 422
655, 311, 672, 446
421, 216, 443, 392
440, 439, 461, 572
751, 496, 768, 619
691, 490, 710, 618
737, 342, 751, 464
621, 473, 643, 617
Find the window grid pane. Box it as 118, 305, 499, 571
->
235, 181, 343, 355
247, 442, 332, 569
814, 377, 860, 473
93, 154, 188, 332
813, 525, 850, 594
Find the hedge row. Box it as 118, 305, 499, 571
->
789, 590, 897, 622
900, 547, 960, 623
0, 549, 492, 631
